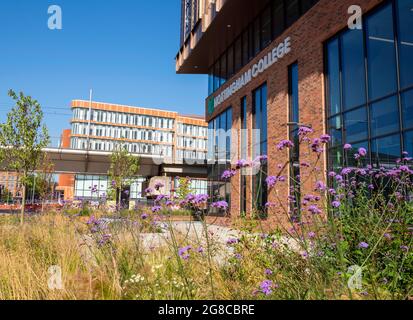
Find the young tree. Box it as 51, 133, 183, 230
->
0, 90, 50, 224
108, 144, 140, 210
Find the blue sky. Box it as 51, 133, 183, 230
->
0, 0, 206, 141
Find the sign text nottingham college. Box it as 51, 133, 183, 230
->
213, 37, 292, 109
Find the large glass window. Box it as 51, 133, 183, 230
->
327, 39, 341, 115
253, 84, 268, 212
289, 63, 301, 218
366, 4, 397, 101
240, 97, 248, 214
341, 29, 366, 110
402, 89, 413, 129
261, 6, 272, 49
344, 107, 368, 143
326, 0, 413, 170
207, 107, 233, 211
370, 95, 399, 137
404, 130, 413, 155
397, 0, 413, 89
372, 134, 401, 167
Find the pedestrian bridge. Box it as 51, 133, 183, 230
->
42, 148, 207, 178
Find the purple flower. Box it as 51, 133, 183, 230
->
234, 253, 242, 260
332, 201, 341, 208
308, 205, 322, 215
400, 245, 409, 252
358, 148, 367, 157
320, 134, 331, 144
151, 206, 162, 213
266, 176, 278, 189
308, 232, 316, 239
144, 187, 153, 194
235, 159, 250, 169
265, 269, 273, 276
358, 242, 369, 249
259, 280, 275, 296
315, 181, 326, 191
178, 246, 192, 260
197, 247, 204, 254
226, 238, 239, 245
276, 140, 294, 151
211, 201, 229, 210
141, 213, 149, 220
344, 144, 352, 150
298, 126, 313, 136
341, 168, 353, 176
222, 169, 237, 180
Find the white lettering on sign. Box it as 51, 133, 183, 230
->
214, 37, 291, 108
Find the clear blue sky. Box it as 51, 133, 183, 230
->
0, 0, 207, 141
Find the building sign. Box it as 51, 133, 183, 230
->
213, 37, 292, 109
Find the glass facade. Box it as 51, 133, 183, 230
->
71, 107, 208, 160
289, 63, 301, 217
208, 0, 320, 95
207, 107, 233, 207
253, 84, 268, 212
326, 0, 413, 170
240, 96, 248, 214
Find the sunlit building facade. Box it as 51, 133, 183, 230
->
176, 0, 413, 226
58, 100, 208, 201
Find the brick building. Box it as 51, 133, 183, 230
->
176, 0, 413, 226
58, 100, 208, 201
0, 171, 21, 199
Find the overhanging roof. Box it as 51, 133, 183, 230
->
176, 0, 269, 74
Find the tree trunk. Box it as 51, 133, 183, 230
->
20, 184, 26, 225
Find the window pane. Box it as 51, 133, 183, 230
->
366, 4, 397, 100
372, 134, 401, 167
261, 84, 268, 154
397, 0, 413, 89
213, 61, 220, 91
272, 0, 284, 39
404, 130, 413, 156
290, 64, 299, 123
329, 116, 342, 147
344, 107, 368, 143
242, 29, 249, 65
235, 37, 242, 72
227, 45, 234, 78
329, 147, 344, 170
327, 38, 341, 115
220, 54, 227, 86
341, 29, 366, 110
254, 18, 261, 55
370, 95, 399, 137
286, 0, 300, 27
261, 6, 272, 48
402, 89, 413, 129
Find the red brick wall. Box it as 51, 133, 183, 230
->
205, 0, 384, 229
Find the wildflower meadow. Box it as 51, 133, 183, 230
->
0, 128, 412, 300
